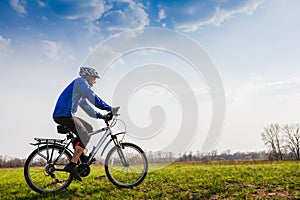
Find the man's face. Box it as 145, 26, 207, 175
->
86, 76, 97, 87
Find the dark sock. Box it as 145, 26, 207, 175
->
69, 162, 76, 167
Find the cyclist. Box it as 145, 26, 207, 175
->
52, 66, 119, 181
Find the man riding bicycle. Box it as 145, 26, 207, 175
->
52, 66, 119, 181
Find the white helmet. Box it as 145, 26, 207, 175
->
79, 66, 100, 78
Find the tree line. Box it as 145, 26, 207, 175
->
0, 150, 270, 168
261, 123, 300, 160
0, 155, 26, 168
1, 123, 299, 167
145, 150, 269, 163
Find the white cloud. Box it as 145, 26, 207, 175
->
259, 77, 300, 89
86, 21, 101, 34
157, 8, 166, 22
0, 36, 11, 50
41, 40, 63, 61
227, 76, 300, 105
87, 0, 106, 20
9, 0, 27, 16
50, 0, 148, 34
53, 0, 106, 22
212, 0, 264, 26
71, 0, 104, 21
37, 0, 46, 8
175, 0, 265, 32
101, 0, 149, 32
41, 16, 48, 23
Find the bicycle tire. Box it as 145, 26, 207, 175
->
105, 142, 148, 188
24, 144, 73, 193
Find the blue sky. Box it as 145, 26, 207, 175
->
0, 0, 267, 56
1, 0, 300, 157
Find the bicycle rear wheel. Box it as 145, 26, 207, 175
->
105, 142, 148, 188
24, 144, 73, 193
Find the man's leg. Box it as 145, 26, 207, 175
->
71, 146, 85, 163
72, 117, 91, 149
53, 117, 90, 181
72, 117, 94, 163
65, 117, 93, 181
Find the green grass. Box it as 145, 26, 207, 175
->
1, 161, 300, 199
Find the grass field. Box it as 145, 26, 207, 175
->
1, 161, 300, 199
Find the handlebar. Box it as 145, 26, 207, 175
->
102, 107, 120, 127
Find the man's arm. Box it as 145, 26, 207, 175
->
79, 100, 102, 118
76, 78, 112, 111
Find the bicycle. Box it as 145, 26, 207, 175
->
24, 112, 148, 193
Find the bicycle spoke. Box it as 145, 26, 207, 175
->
37, 152, 48, 161
30, 170, 45, 181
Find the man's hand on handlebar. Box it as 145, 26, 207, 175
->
101, 112, 113, 121
99, 107, 120, 121
111, 106, 120, 116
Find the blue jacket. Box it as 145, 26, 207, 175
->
53, 77, 112, 118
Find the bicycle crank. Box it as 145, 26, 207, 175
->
77, 164, 90, 177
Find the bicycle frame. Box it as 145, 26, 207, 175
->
87, 124, 126, 165
30, 118, 126, 166
87, 127, 111, 164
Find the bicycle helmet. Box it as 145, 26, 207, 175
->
79, 66, 100, 78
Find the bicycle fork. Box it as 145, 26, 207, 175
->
111, 135, 129, 167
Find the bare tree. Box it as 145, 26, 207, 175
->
261, 123, 283, 160
283, 123, 300, 160
209, 150, 218, 160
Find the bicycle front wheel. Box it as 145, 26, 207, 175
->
105, 142, 148, 188
24, 144, 73, 193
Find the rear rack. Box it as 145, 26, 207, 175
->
30, 138, 65, 146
